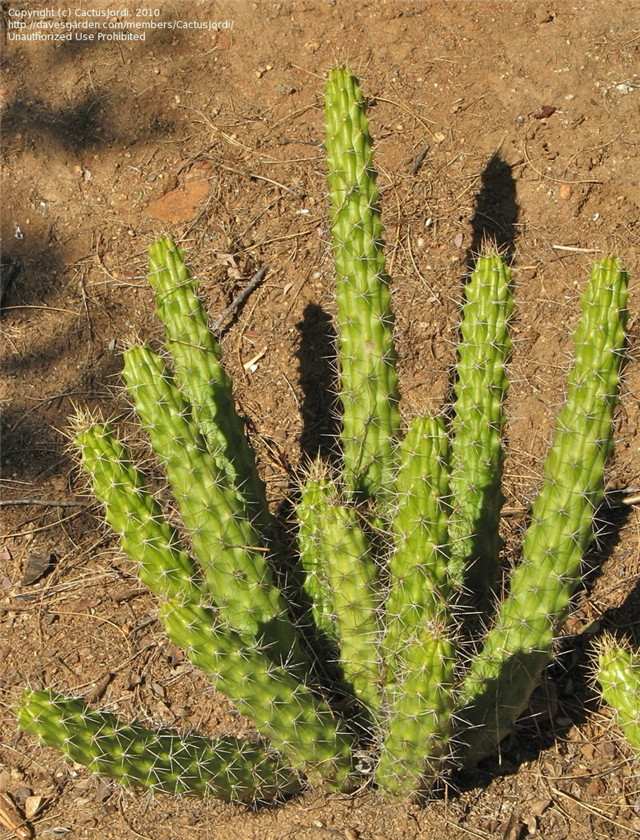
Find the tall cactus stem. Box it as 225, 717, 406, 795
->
73, 416, 204, 605
296, 461, 381, 716
448, 252, 514, 608
324, 67, 400, 500
146, 237, 271, 534
377, 416, 457, 795
457, 257, 629, 768
122, 343, 304, 669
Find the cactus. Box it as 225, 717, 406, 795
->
457, 256, 629, 768
296, 463, 381, 716
15, 66, 632, 805
448, 253, 513, 608
594, 634, 640, 755
324, 67, 400, 500
146, 237, 271, 533
17, 689, 301, 803
377, 416, 457, 795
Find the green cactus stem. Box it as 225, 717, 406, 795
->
121, 343, 302, 667
296, 460, 381, 716
73, 416, 204, 605
17, 689, 302, 802
147, 237, 271, 533
377, 416, 456, 796
448, 252, 514, 607
72, 417, 354, 785
157, 600, 354, 787
594, 634, 640, 755
383, 415, 454, 662
324, 66, 400, 500
457, 257, 629, 768
295, 460, 341, 644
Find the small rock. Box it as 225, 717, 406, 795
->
559, 183, 572, 200
21, 553, 55, 586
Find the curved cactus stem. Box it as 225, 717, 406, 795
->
296, 460, 381, 716
448, 252, 513, 609
377, 416, 456, 796
457, 257, 629, 768
157, 601, 355, 787
324, 66, 400, 501
147, 237, 272, 535
17, 689, 302, 802
122, 343, 306, 671
594, 633, 640, 756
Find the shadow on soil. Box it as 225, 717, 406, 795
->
467, 151, 519, 264
0, 25, 186, 487
0, 237, 122, 485
296, 302, 341, 466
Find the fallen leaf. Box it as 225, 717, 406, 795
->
146, 180, 210, 223
533, 105, 557, 119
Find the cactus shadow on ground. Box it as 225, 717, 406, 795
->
466, 151, 520, 266
296, 302, 341, 466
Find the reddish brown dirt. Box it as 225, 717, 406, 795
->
1, 2, 640, 839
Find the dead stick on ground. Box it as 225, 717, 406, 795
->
212, 268, 267, 333
0, 499, 86, 508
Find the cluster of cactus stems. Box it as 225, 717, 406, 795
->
16, 67, 634, 804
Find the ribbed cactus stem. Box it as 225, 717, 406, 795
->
383, 416, 454, 661
325, 67, 400, 500
594, 634, 640, 755
17, 689, 302, 802
458, 257, 629, 767
147, 237, 271, 533
377, 416, 456, 795
73, 417, 203, 605
448, 252, 513, 606
122, 343, 304, 669
296, 461, 381, 715
157, 600, 354, 786
296, 461, 340, 643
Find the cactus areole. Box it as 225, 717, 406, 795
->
15, 67, 631, 805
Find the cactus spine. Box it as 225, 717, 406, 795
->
14, 67, 632, 805
324, 67, 400, 500
457, 257, 629, 767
